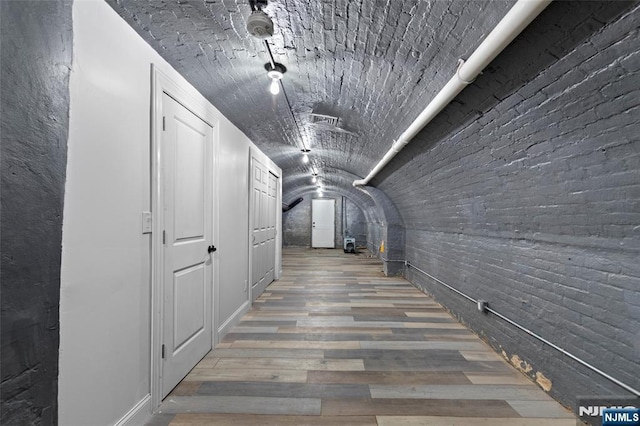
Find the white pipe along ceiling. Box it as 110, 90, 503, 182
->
353, 0, 553, 187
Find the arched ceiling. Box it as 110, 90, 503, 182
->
108, 0, 516, 202
284, 168, 381, 222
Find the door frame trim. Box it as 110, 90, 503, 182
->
150, 65, 219, 410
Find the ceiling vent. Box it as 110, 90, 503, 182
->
309, 113, 356, 136
310, 113, 339, 126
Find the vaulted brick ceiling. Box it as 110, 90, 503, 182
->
107, 0, 516, 203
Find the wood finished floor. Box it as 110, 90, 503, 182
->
147, 248, 577, 426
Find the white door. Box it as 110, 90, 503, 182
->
265, 172, 277, 284
312, 199, 335, 248
251, 159, 277, 300
161, 93, 213, 398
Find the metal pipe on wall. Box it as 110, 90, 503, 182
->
405, 261, 640, 398
353, 0, 552, 187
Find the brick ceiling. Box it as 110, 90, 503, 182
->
107, 0, 517, 203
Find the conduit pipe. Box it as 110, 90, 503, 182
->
353, 0, 552, 187
406, 261, 640, 398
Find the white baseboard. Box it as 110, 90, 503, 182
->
218, 300, 250, 340
114, 394, 151, 426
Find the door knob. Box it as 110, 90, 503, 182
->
208, 245, 217, 253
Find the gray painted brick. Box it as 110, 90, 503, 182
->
377, 3, 640, 412
1, 2, 72, 424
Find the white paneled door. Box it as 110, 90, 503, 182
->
251, 159, 278, 301
312, 199, 335, 248
161, 93, 213, 398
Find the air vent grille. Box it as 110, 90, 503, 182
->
310, 113, 339, 126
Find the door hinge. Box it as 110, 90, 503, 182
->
162, 230, 166, 244
161, 344, 165, 359
162, 116, 166, 131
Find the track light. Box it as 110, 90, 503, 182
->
311, 174, 317, 183
265, 63, 286, 96
301, 148, 310, 164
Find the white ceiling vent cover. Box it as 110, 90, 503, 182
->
309, 113, 356, 136
310, 113, 340, 126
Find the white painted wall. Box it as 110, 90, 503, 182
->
216, 128, 281, 331
60, 1, 281, 424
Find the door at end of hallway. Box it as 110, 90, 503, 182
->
312, 198, 335, 248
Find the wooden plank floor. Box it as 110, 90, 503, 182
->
147, 248, 577, 426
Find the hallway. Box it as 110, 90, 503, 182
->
148, 249, 576, 425
2, 1, 638, 423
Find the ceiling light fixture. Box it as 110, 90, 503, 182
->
311, 173, 317, 184
269, 79, 280, 95
258, 24, 309, 175
265, 63, 286, 96
246, 1, 273, 39
246, 10, 274, 39
301, 148, 310, 164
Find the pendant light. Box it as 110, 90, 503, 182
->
269, 78, 280, 95
265, 63, 286, 96
301, 148, 310, 164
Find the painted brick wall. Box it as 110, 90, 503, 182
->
333, 197, 344, 248
366, 222, 383, 255
379, 1, 640, 412
283, 197, 313, 247
344, 198, 367, 246
0, 1, 72, 423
